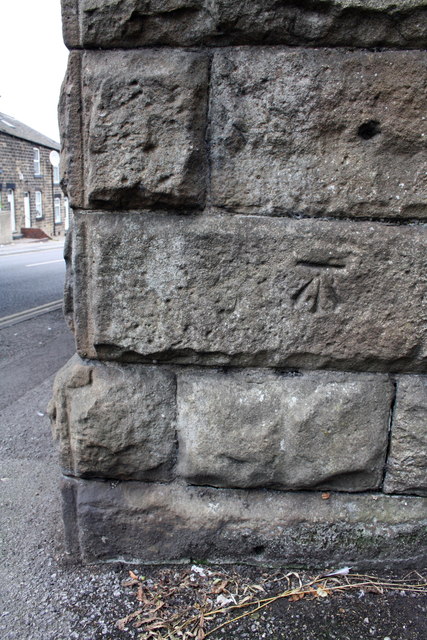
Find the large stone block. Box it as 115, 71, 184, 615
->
62, 477, 427, 567
211, 48, 427, 220
61, 1, 427, 49
48, 355, 176, 480
66, 212, 427, 373
58, 52, 83, 207
384, 376, 427, 496
59, 50, 209, 209
176, 370, 392, 491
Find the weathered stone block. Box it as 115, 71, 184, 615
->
176, 370, 392, 491
63, 477, 427, 567
48, 355, 176, 480
59, 50, 209, 209
61, 0, 80, 48
66, 212, 427, 372
211, 48, 427, 220
61, 1, 427, 49
58, 52, 83, 207
384, 376, 427, 496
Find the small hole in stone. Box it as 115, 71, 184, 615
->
357, 120, 381, 140
252, 545, 265, 555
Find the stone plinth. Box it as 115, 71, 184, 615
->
62, 477, 427, 567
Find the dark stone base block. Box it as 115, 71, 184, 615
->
62, 477, 427, 569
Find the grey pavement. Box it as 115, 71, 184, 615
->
0, 237, 65, 257
0, 310, 136, 640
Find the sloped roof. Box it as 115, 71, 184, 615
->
0, 112, 60, 150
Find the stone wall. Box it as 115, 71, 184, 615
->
51, 0, 427, 567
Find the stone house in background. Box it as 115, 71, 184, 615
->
0, 112, 70, 243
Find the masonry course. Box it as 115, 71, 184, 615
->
61, 0, 427, 49
65, 212, 427, 372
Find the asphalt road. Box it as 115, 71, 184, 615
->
0, 246, 66, 318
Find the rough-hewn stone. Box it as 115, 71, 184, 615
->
384, 376, 427, 496
61, 0, 80, 48
48, 355, 176, 480
58, 52, 83, 208
60, 50, 209, 209
177, 370, 392, 491
62, 477, 427, 567
56, 0, 427, 567
211, 48, 427, 220
62, 1, 427, 49
66, 212, 427, 372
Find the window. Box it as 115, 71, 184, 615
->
35, 191, 43, 218
33, 148, 41, 175
53, 164, 60, 184
8, 189, 16, 232
54, 197, 61, 223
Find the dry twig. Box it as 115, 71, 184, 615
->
115, 567, 427, 639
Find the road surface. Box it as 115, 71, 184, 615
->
0, 245, 65, 319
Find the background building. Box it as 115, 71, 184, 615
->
0, 112, 69, 243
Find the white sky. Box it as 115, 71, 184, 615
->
0, 0, 68, 143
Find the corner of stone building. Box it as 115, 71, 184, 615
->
54, 0, 427, 568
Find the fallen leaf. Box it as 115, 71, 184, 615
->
211, 579, 229, 594
122, 578, 139, 587
216, 594, 234, 607
129, 570, 139, 580
289, 593, 305, 602
115, 608, 143, 629
316, 587, 329, 598
134, 613, 165, 629
145, 620, 169, 631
